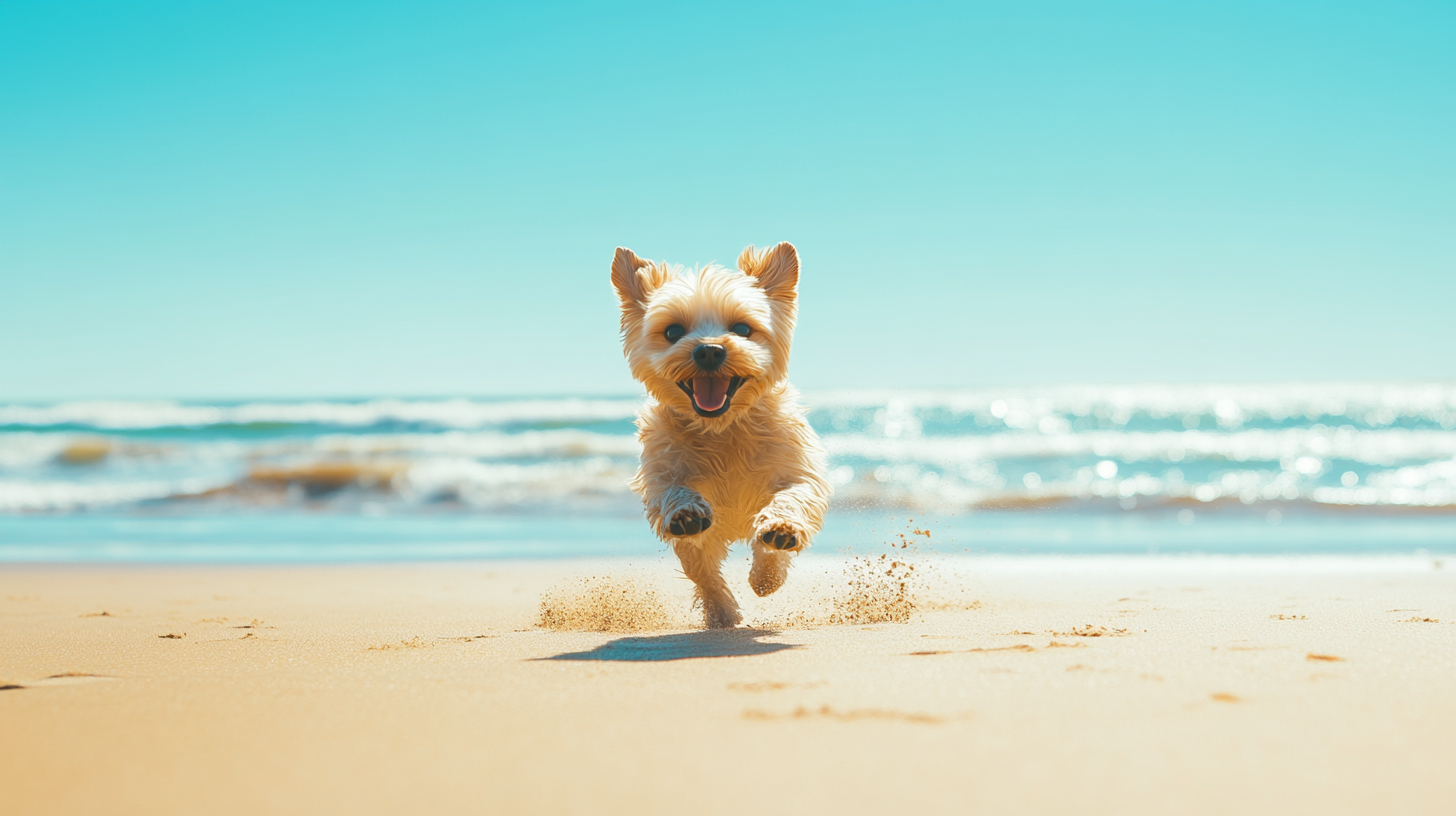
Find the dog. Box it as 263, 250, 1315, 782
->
610, 242, 831, 628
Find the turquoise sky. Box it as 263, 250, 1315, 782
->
2, 1, 1452, 400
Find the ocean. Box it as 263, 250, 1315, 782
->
1, 383, 1452, 562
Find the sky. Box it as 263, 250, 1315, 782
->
2, 1, 1452, 401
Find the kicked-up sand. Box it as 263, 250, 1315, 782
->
1, 553, 1453, 815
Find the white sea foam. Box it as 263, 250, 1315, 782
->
2, 385, 1454, 516
0, 433, 72, 469
0, 397, 644, 430
0, 477, 228, 513
810, 382, 1456, 426
399, 457, 636, 506
289, 430, 642, 460
4, 383, 1454, 432
825, 428, 1456, 466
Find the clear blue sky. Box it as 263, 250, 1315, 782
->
2, 1, 1452, 400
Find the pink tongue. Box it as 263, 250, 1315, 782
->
693, 378, 730, 412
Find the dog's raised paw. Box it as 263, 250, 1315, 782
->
759, 527, 800, 551
669, 509, 712, 537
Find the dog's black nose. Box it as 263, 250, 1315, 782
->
692, 343, 726, 372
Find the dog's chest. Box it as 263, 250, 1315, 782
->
679, 434, 776, 522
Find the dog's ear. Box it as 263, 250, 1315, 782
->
738, 242, 799, 300
611, 247, 669, 308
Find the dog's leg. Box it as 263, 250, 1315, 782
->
643, 483, 736, 627
648, 485, 713, 541
748, 479, 830, 596
674, 537, 740, 629
752, 480, 829, 552
632, 431, 731, 625
748, 547, 792, 598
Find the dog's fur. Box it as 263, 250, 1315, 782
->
610, 242, 831, 628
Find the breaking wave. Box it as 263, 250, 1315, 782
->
0, 397, 642, 431
1, 384, 1453, 515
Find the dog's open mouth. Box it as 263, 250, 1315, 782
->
676, 376, 746, 418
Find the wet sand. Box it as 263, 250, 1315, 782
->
2, 555, 1453, 815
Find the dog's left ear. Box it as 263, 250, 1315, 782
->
738, 242, 799, 300
611, 247, 651, 307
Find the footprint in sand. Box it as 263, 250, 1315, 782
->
743, 705, 950, 725
1306, 653, 1344, 662
367, 637, 431, 651
38, 673, 113, 686
366, 635, 494, 651
1048, 625, 1130, 638
2, 674, 115, 689
727, 681, 827, 692
909, 644, 1036, 656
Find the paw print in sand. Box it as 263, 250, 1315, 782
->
669, 509, 712, 537
759, 526, 800, 551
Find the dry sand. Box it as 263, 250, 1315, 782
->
2, 553, 1453, 815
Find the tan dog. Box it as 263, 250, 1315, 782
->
610, 242, 831, 628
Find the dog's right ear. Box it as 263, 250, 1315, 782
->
610, 247, 666, 310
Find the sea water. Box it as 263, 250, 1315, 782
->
1, 383, 1452, 562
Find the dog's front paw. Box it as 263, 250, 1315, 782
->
669, 508, 713, 537
756, 521, 805, 551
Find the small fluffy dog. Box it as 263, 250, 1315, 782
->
611, 242, 831, 628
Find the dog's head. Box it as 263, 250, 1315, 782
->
611, 242, 800, 429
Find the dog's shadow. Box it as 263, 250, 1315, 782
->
542, 628, 799, 662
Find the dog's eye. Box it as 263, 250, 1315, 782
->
731, 322, 752, 338
664, 324, 686, 343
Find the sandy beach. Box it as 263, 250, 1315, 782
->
2, 554, 1453, 815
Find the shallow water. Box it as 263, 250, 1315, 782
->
0, 511, 1450, 563
1, 384, 1452, 561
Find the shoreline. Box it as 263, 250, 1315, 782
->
3, 557, 1453, 814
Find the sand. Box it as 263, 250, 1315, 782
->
2, 553, 1453, 815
